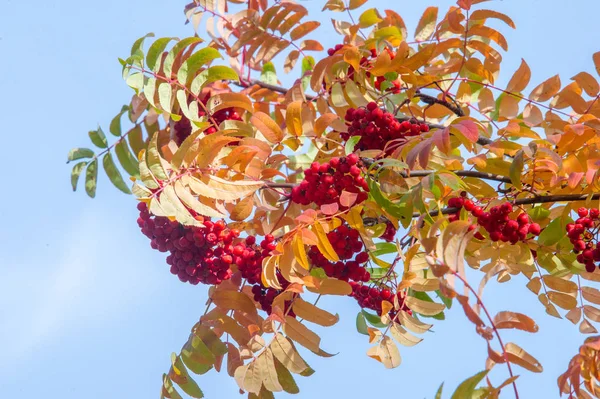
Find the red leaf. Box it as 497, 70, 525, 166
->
453, 120, 479, 142
339, 190, 358, 207
320, 202, 339, 215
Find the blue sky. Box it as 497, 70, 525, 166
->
1, 0, 599, 398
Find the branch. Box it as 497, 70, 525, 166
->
416, 193, 600, 218
415, 92, 465, 117
236, 79, 492, 147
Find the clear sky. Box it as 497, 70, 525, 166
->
1, 0, 599, 398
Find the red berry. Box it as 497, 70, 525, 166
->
578, 207, 589, 217
528, 223, 541, 235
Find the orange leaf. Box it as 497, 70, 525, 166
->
290, 21, 321, 41
505, 342, 543, 373
286, 101, 303, 136
529, 75, 561, 102
230, 196, 254, 221
506, 59, 531, 93
548, 291, 578, 310
211, 289, 258, 320
493, 311, 539, 332
414, 7, 438, 41
470, 9, 515, 29
282, 315, 322, 354
251, 112, 284, 143
292, 298, 339, 327
571, 71, 599, 97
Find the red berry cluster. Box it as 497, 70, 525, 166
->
172, 92, 243, 145
342, 103, 429, 152
349, 282, 411, 319
381, 221, 397, 242
449, 197, 541, 243
235, 234, 277, 285
567, 207, 600, 272
137, 202, 244, 285
291, 155, 369, 210
308, 224, 371, 283
250, 273, 295, 317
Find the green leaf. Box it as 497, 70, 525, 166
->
102, 153, 131, 194
434, 383, 444, 399
190, 66, 239, 95
171, 354, 204, 398
273, 358, 300, 394
356, 312, 369, 335
68, 147, 95, 162
163, 37, 204, 79
127, 124, 145, 156
510, 150, 524, 189
538, 217, 566, 246
451, 370, 489, 399
158, 83, 173, 114
260, 62, 278, 85
345, 136, 361, 155
362, 309, 387, 328
147, 133, 169, 180
436, 289, 453, 310
70, 161, 87, 191
88, 128, 108, 148
130, 32, 155, 61
528, 206, 550, 221
372, 242, 398, 256
301, 56, 315, 91
85, 159, 98, 198
126, 73, 144, 94
358, 8, 382, 28
177, 46, 222, 85
146, 37, 177, 71
115, 139, 140, 178
109, 105, 129, 137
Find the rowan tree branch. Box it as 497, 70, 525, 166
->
417, 193, 600, 218
415, 91, 465, 117
265, 169, 511, 189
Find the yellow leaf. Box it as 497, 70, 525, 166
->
414, 7, 438, 41
542, 275, 578, 293
270, 333, 311, 375
390, 323, 423, 347
314, 113, 340, 136
251, 112, 284, 143
397, 310, 432, 334
230, 196, 254, 221
282, 316, 322, 355
200, 175, 264, 201
292, 234, 310, 270
257, 350, 283, 393
211, 289, 258, 319
234, 361, 262, 394
404, 296, 445, 316
505, 342, 543, 373
529, 75, 561, 102
308, 278, 352, 296
358, 8, 382, 28
343, 46, 361, 72
207, 92, 253, 114
367, 336, 401, 369
547, 291, 578, 310
313, 222, 339, 262
286, 101, 303, 137
292, 298, 339, 327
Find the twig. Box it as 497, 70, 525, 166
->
416, 193, 600, 218
415, 92, 465, 117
